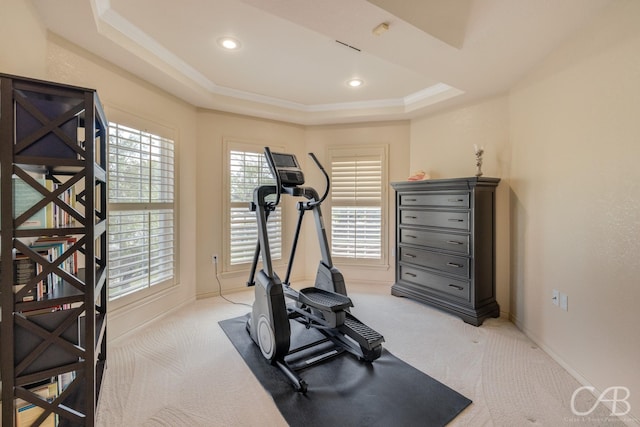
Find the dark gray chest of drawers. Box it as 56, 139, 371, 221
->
391, 177, 500, 326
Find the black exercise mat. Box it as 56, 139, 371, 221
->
219, 314, 472, 427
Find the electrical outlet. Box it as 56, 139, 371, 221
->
560, 293, 568, 311
212, 254, 219, 264
552, 289, 559, 306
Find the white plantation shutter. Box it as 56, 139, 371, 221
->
108, 123, 175, 300
330, 147, 386, 261
229, 149, 281, 265
108, 124, 174, 203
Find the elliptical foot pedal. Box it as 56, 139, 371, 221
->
298, 287, 352, 312
340, 313, 385, 361
298, 288, 353, 328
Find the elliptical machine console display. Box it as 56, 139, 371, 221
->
246, 147, 384, 393
270, 152, 305, 187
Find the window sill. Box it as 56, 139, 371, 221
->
330, 261, 391, 271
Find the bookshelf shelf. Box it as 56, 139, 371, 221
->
1, 73, 108, 427
15, 285, 85, 312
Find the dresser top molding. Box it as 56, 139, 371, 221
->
391, 177, 500, 192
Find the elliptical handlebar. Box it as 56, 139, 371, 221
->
263, 146, 282, 209
307, 152, 330, 206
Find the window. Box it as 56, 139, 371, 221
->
329, 146, 387, 263
107, 123, 175, 300
227, 143, 282, 268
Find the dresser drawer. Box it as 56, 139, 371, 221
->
400, 209, 469, 230
400, 193, 469, 208
400, 228, 469, 254
399, 246, 469, 278
399, 265, 470, 302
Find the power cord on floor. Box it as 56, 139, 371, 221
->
213, 255, 252, 308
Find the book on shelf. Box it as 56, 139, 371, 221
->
12, 250, 47, 303
0, 173, 79, 231
4, 176, 49, 230
8, 235, 79, 304
14, 253, 37, 302
48, 179, 79, 229
33, 236, 79, 275
15, 380, 59, 427
57, 371, 76, 394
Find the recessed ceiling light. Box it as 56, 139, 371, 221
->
218, 37, 241, 50
347, 79, 363, 88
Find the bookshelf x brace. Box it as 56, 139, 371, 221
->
1, 74, 108, 426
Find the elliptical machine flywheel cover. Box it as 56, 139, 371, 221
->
257, 315, 276, 360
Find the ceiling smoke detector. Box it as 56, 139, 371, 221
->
372, 22, 389, 36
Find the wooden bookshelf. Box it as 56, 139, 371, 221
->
1, 73, 108, 427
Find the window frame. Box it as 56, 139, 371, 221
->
106, 117, 179, 305
327, 144, 389, 267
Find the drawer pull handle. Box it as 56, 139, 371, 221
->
447, 262, 463, 268
405, 216, 417, 219
448, 218, 464, 222
405, 198, 417, 202
406, 235, 417, 239
405, 272, 417, 278
405, 253, 416, 258
448, 198, 464, 202
447, 240, 463, 245
448, 284, 464, 291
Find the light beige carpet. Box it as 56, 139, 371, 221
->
96, 283, 634, 426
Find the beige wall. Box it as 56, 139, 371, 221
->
410, 96, 511, 315
509, 0, 640, 416
409, 96, 511, 181
0, 0, 47, 78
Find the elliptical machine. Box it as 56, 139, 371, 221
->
246, 147, 384, 393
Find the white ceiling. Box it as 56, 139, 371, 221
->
31, 0, 612, 125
